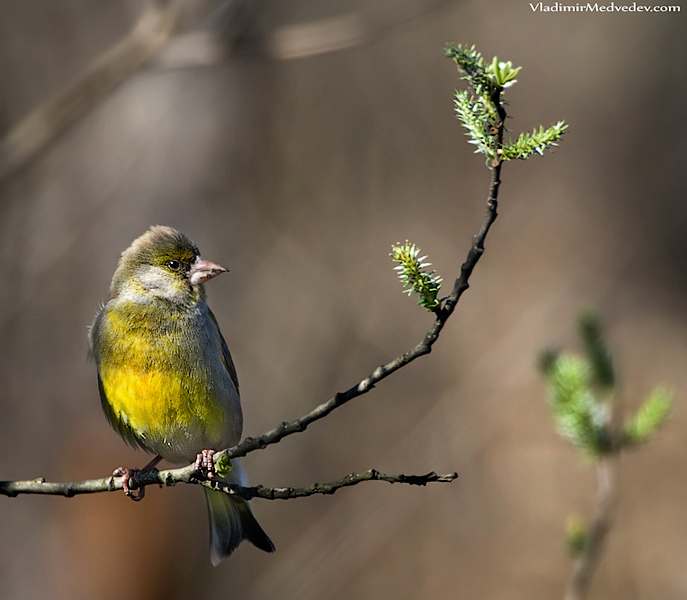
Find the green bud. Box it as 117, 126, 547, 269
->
566, 515, 588, 556
215, 454, 233, 478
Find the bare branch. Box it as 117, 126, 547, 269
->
206, 470, 458, 500
0, 40, 508, 509
0, 468, 457, 501
0, 75, 503, 502
0, 0, 458, 183
0, 174, 493, 499
0, 0, 183, 183
0, 148, 500, 504
216, 100, 504, 466
564, 456, 620, 600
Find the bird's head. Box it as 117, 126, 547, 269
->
110, 225, 227, 304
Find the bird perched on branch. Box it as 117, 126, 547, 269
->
89, 225, 274, 564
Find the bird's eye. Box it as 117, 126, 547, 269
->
166, 260, 181, 271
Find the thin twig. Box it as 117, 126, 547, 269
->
0, 469, 457, 501
0, 145, 501, 502
213, 94, 505, 466
207, 470, 458, 500
564, 456, 620, 600
0, 48, 505, 506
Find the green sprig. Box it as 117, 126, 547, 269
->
543, 354, 611, 456
444, 43, 497, 98
445, 42, 567, 163
500, 122, 568, 160
487, 56, 521, 88
578, 311, 614, 390
391, 242, 443, 311
623, 388, 673, 446
453, 90, 493, 157
541, 313, 673, 457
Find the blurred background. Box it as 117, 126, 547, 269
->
1, 0, 686, 598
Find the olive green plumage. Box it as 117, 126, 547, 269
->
90, 225, 274, 563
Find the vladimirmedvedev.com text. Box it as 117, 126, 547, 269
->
530, 2, 680, 10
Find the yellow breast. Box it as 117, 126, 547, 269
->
99, 366, 225, 443
95, 305, 236, 461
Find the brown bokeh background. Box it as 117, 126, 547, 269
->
1, 1, 686, 598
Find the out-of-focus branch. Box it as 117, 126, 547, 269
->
0, 0, 182, 183
266, 0, 455, 60
0, 468, 457, 500
543, 313, 672, 600
155, 0, 458, 66
0, 0, 458, 184
564, 457, 619, 600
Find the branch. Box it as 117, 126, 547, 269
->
0, 60, 504, 504
0, 0, 183, 183
0, 164, 495, 499
0, 0, 458, 185
0, 468, 457, 501
214, 94, 504, 466
207, 470, 458, 500
0, 140, 499, 504
266, 0, 455, 60
564, 456, 619, 600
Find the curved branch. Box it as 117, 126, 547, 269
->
0, 469, 457, 501
0, 160, 499, 502
0, 120, 501, 499
0, 51, 505, 504
217, 121, 503, 465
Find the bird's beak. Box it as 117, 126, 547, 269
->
188, 257, 228, 286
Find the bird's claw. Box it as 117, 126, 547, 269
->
195, 449, 216, 479
113, 467, 146, 502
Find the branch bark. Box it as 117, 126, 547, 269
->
564, 456, 620, 600
0, 469, 457, 501
211, 93, 504, 468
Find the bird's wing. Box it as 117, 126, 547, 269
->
208, 308, 240, 395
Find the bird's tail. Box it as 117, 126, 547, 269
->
204, 458, 275, 566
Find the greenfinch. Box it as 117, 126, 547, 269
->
89, 225, 274, 564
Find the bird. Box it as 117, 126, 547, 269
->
89, 225, 275, 564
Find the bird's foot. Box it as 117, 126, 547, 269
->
112, 455, 162, 502
195, 449, 216, 479
113, 467, 146, 501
